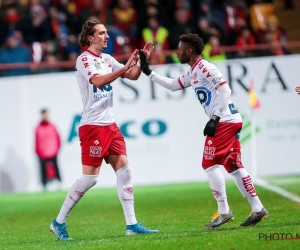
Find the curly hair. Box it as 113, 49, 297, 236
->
179, 33, 204, 55
79, 19, 101, 47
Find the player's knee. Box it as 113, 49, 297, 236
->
83, 174, 98, 188
203, 165, 219, 172
229, 164, 240, 173
116, 165, 132, 182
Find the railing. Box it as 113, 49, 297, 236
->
1, 41, 300, 71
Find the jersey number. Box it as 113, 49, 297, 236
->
228, 103, 239, 114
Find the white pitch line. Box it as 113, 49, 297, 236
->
254, 178, 300, 203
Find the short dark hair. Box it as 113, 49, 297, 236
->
41, 108, 48, 114
179, 33, 204, 55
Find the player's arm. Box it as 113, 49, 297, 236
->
91, 50, 139, 88
139, 50, 183, 91
203, 76, 231, 137
91, 67, 128, 88
214, 82, 231, 117
122, 41, 155, 80
122, 63, 142, 80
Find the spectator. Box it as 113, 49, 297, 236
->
37, 52, 62, 74
193, 0, 225, 36
234, 26, 257, 57
202, 35, 227, 62
141, 17, 170, 65
255, 15, 286, 44
35, 108, 62, 191
48, 5, 69, 47
255, 14, 290, 55
112, 0, 138, 45
0, 31, 32, 76
20, 3, 55, 44
0, 7, 22, 47
169, 8, 193, 50
63, 34, 81, 60
136, 1, 168, 41
88, 0, 113, 25
194, 17, 219, 45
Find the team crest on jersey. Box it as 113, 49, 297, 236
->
94, 59, 101, 70
104, 57, 112, 68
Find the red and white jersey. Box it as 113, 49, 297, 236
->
75, 50, 124, 126
177, 58, 242, 123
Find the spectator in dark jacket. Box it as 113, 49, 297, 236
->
0, 31, 32, 76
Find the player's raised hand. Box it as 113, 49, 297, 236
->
142, 41, 154, 58
125, 49, 139, 70
139, 50, 152, 76
295, 86, 300, 95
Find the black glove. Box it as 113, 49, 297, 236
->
139, 50, 152, 76
203, 115, 220, 137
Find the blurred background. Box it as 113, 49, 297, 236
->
0, 0, 299, 193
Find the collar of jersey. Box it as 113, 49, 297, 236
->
191, 57, 203, 72
86, 49, 102, 58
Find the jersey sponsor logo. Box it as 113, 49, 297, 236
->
194, 87, 211, 106
90, 145, 102, 157
93, 59, 101, 70
93, 84, 113, 99
124, 187, 133, 194
203, 145, 216, 160
199, 61, 212, 78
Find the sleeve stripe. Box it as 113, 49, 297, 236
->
215, 81, 227, 90
178, 78, 185, 89
89, 73, 99, 83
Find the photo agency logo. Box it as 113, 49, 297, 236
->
259, 233, 300, 241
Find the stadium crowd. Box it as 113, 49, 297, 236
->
0, 0, 293, 76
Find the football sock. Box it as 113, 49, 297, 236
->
231, 168, 263, 212
116, 165, 137, 225
205, 165, 230, 214
56, 174, 98, 224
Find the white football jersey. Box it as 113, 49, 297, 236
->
177, 58, 242, 123
75, 50, 124, 126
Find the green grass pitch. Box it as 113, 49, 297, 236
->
1, 178, 300, 250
